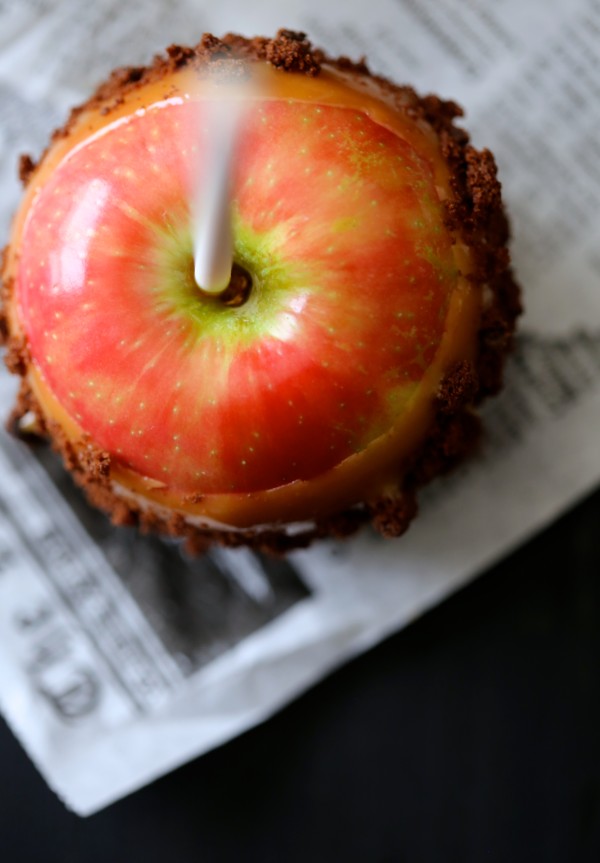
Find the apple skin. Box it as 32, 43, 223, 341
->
17, 98, 453, 494
3, 37, 513, 542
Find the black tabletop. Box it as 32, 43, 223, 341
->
2, 486, 600, 863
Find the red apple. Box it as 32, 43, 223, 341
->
1, 33, 518, 548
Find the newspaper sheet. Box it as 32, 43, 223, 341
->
0, 0, 598, 815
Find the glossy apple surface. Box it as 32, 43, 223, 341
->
7, 64, 480, 528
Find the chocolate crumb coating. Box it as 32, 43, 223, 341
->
1, 31, 521, 553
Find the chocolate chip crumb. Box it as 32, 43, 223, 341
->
166, 43, 196, 67
4, 335, 30, 376
263, 29, 321, 76
79, 442, 111, 484
369, 493, 418, 538
437, 361, 478, 414
18, 154, 36, 186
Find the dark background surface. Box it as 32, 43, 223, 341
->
1, 486, 599, 863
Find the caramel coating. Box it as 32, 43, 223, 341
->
1, 31, 521, 552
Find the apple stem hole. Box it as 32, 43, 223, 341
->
219, 262, 253, 307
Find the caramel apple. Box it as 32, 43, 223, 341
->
1, 31, 520, 552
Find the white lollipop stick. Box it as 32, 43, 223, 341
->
193, 99, 242, 295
